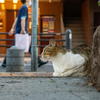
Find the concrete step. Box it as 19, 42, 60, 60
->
72, 43, 86, 48
72, 42, 86, 45
72, 41, 85, 44
62, 35, 85, 41
65, 23, 82, 27
72, 40, 85, 43
67, 30, 83, 33
65, 28, 83, 31
64, 17, 85, 48
72, 34, 84, 37
72, 38, 86, 42
72, 37, 85, 40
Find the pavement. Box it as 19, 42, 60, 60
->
0, 57, 100, 100
0, 77, 100, 100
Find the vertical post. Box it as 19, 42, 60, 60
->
36, 0, 38, 25
31, 0, 38, 71
65, 29, 72, 49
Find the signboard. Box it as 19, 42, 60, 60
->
42, 16, 54, 35
43, 18, 49, 33
49, 18, 54, 33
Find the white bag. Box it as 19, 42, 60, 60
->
15, 34, 31, 53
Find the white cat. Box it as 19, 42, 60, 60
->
42, 39, 91, 77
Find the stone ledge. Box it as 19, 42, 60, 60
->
0, 72, 53, 78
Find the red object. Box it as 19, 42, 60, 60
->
56, 33, 61, 35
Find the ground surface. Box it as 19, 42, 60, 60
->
0, 77, 99, 100
0, 57, 99, 100
0, 57, 54, 72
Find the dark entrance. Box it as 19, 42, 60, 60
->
94, 12, 100, 33
63, 0, 81, 18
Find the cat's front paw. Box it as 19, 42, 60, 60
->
60, 72, 71, 77
60, 73, 67, 76
53, 72, 61, 76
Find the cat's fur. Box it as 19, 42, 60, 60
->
42, 39, 91, 77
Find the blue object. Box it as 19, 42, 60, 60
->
15, 4, 28, 34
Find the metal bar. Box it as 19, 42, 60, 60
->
38, 45, 65, 47
65, 29, 72, 49
0, 39, 14, 41
38, 33, 65, 35
0, 33, 31, 35
0, 55, 31, 57
0, 33, 8, 34
0, 45, 65, 47
0, 45, 11, 47
31, 0, 38, 71
0, 39, 65, 42
38, 39, 65, 41
0, 33, 65, 35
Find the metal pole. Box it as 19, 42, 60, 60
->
65, 29, 72, 49
31, 0, 38, 71
36, 0, 38, 25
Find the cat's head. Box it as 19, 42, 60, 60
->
41, 39, 59, 61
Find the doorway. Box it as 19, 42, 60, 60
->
94, 12, 100, 33
6, 10, 18, 48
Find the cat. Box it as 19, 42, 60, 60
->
41, 39, 91, 77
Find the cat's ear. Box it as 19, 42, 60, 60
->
49, 39, 56, 47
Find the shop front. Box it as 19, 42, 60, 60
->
0, 0, 63, 54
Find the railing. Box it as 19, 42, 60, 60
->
0, 30, 72, 51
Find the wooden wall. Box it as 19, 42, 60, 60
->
81, 0, 90, 46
